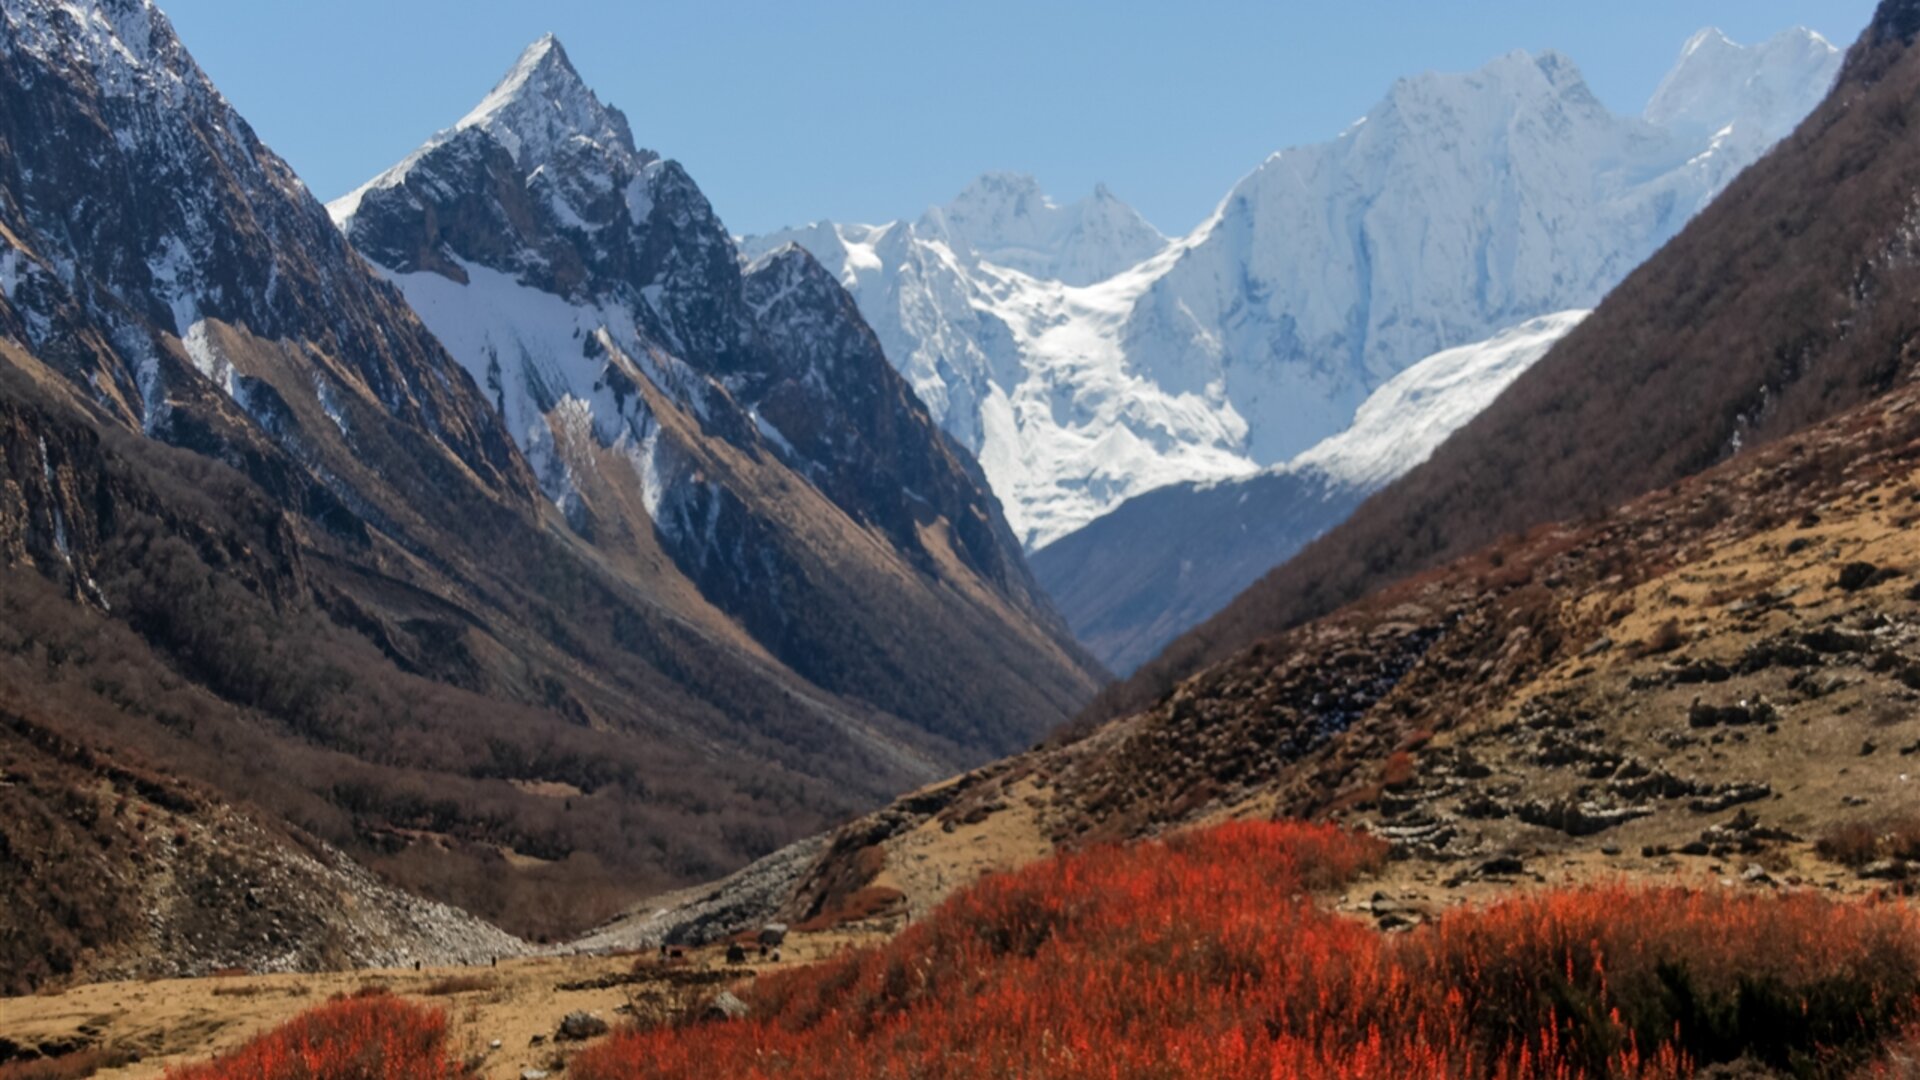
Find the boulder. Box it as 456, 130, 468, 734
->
705, 990, 751, 1022
556, 1011, 609, 1041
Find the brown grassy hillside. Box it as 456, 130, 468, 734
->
781, 359, 1920, 929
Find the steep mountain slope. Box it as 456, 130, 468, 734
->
1035, 312, 1584, 673
0, 687, 525, 994
1092, 1, 1920, 729
749, 30, 1839, 547
330, 37, 1097, 749
0, 0, 1095, 987
773, 301, 1920, 940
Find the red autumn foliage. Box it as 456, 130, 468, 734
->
570, 821, 1920, 1080
163, 990, 466, 1080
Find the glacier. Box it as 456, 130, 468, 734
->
1031, 310, 1588, 674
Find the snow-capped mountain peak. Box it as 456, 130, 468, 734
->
331, 34, 655, 233
455, 33, 642, 171
327, 34, 1093, 758
1645, 26, 1839, 138
915, 171, 1167, 287
749, 26, 1841, 553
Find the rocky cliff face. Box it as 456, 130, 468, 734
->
0, 0, 530, 511
738, 245, 1032, 599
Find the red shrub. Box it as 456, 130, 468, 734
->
572, 820, 1920, 1080
1381, 750, 1418, 790
164, 990, 465, 1079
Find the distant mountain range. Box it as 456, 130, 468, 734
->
1092, 1, 1920, 728
745, 26, 1840, 674
747, 27, 1841, 555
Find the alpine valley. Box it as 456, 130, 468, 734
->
10, 1, 1920, 1078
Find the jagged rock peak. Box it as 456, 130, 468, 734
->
456, 33, 644, 169
331, 31, 653, 231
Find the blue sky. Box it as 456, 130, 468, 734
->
159, 1, 1876, 238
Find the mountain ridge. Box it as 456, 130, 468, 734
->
748, 28, 1841, 548
330, 35, 1098, 751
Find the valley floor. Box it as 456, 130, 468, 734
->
6, 840, 1911, 1079
0, 929, 888, 1079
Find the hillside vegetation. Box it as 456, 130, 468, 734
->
156, 822, 1920, 1079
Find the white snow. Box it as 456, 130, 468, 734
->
0, 246, 21, 299
916, 173, 1167, 287
748, 406, 795, 458
744, 28, 1840, 551
1288, 310, 1589, 490
181, 318, 237, 399
315, 375, 350, 436
145, 233, 198, 336
1647, 28, 1836, 141
374, 255, 706, 526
